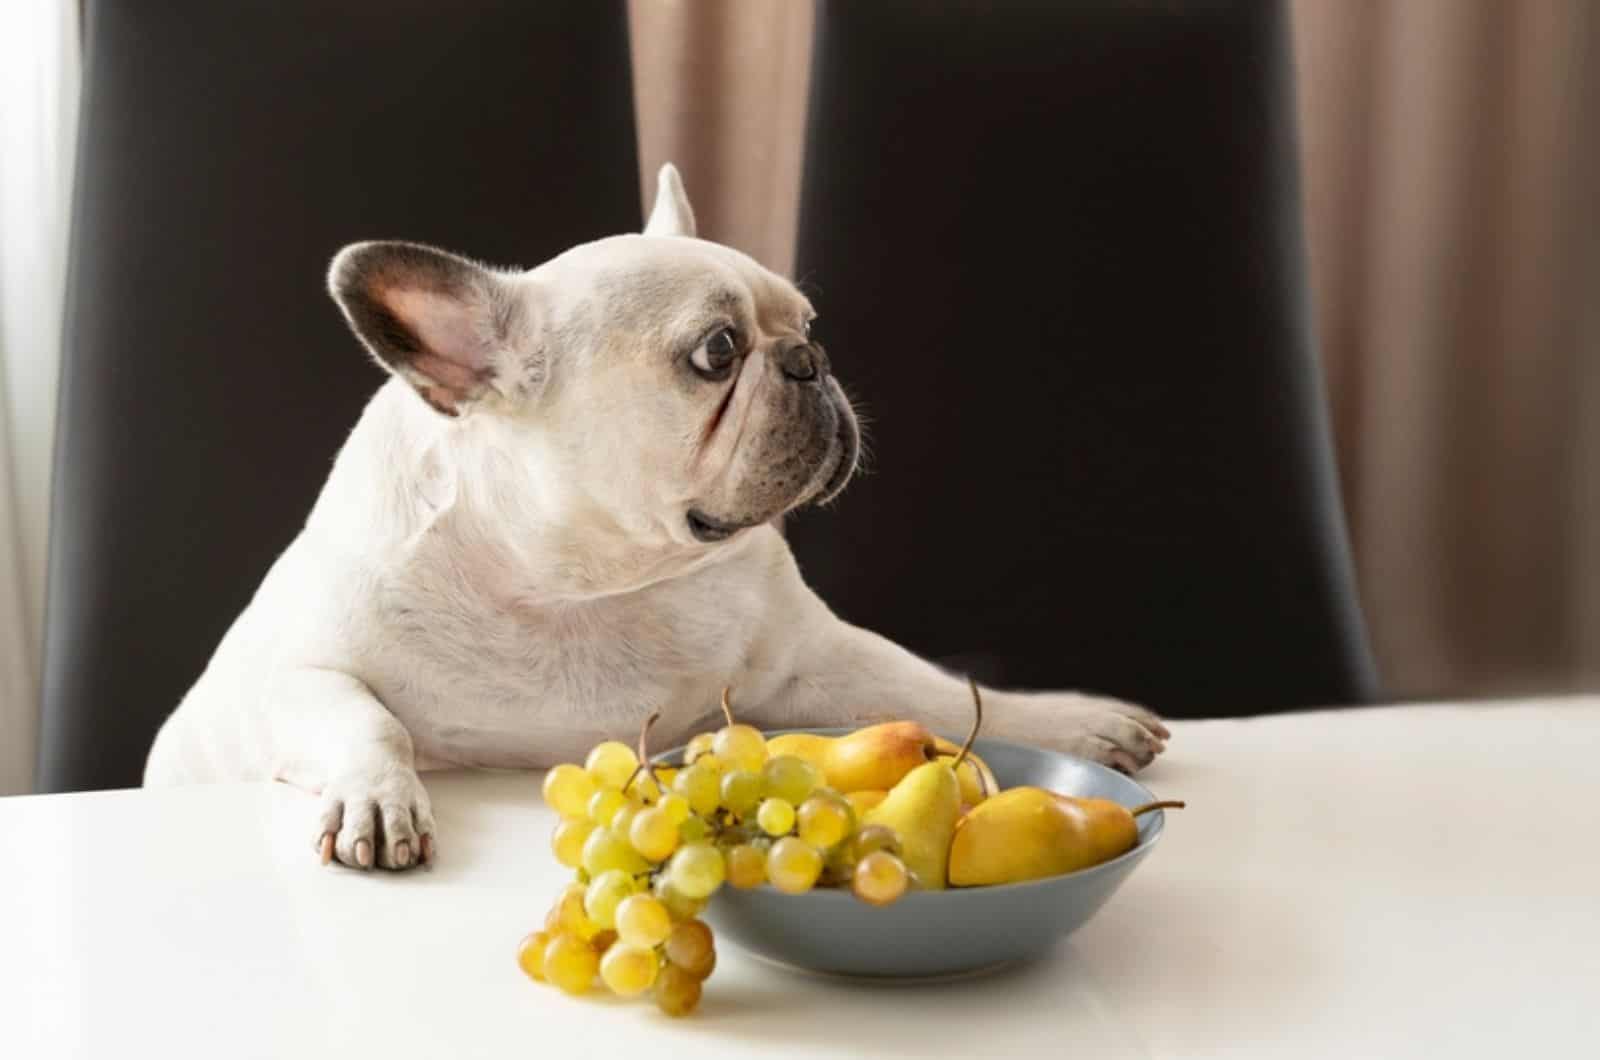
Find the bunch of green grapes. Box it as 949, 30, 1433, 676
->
518, 690, 913, 1016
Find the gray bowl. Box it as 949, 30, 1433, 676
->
663, 731, 1170, 979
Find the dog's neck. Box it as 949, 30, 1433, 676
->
316, 380, 741, 606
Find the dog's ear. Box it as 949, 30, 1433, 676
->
327, 241, 533, 417
643, 163, 696, 238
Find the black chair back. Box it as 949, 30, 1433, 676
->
787, 0, 1378, 716
40, 0, 641, 791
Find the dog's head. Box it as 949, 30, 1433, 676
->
327, 165, 859, 562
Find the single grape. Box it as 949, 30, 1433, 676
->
585, 740, 639, 790
587, 787, 629, 827
684, 732, 716, 764
542, 763, 597, 818
556, 886, 600, 941
652, 877, 707, 922
655, 962, 703, 1017
725, 843, 767, 889
712, 723, 768, 773
849, 823, 901, 862
516, 930, 551, 982
625, 769, 662, 803
756, 797, 796, 837
657, 792, 691, 826
628, 806, 679, 862
761, 755, 820, 805
719, 770, 764, 818
614, 894, 673, 948
796, 796, 852, 850
852, 850, 910, 906
584, 869, 635, 930
581, 825, 649, 877
600, 942, 660, 997
551, 817, 595, 869
673, 763, 722, 817
543, 932, 600, 995
663, 919, 716, 980
678, 815, 710, 843
766, 836, 824, 894
666, 842, 726, 900
611, 802, 642, 837
692, 752, 728, 777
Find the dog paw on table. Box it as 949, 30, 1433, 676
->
314, 765, 437, 870
1025, 694, 1170, 774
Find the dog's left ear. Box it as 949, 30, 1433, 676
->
327, 241, 534, 418
643, 163, 697, 238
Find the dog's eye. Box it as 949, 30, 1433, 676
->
691, 327, 739, 380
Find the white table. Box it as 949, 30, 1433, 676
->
3, 700, 1597, 1059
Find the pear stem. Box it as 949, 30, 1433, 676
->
623, 711, 663, 797
720, 686, 736, 727
952, 677, 984, 771
1130, 800, 1186, 817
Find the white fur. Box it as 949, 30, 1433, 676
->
144, 165, 1167, 870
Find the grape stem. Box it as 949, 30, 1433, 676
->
1129, 800, 1186, 817
623, 711, 663, 798
720, 686, 736, 727
953, 677, 983, 771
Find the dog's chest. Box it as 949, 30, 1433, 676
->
353, 557, 762, 767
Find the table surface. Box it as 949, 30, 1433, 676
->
3, 699, 1598, 1059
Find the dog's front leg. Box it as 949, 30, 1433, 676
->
752, 611, 1169, 773
269, 667, 435, 870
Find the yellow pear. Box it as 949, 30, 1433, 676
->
932, 737, 998, 806
863, 763, 961, 890
948, 787, 1184, 886
861, 679, 986, 889
763, 731, 832, 768
845, 789, 888, 815
768, 722, 940, 793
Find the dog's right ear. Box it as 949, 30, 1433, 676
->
643, 163, 697, 238
327, 241, 535, 418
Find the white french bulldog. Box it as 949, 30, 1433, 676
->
144, 165, 1168, 870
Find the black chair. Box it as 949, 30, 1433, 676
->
786, 0, 1378, 717
39, 0, 641, 791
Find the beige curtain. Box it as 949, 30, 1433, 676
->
1292, 0, 1600, 697
628, 0, 812, 275
629, 0, 1600, 700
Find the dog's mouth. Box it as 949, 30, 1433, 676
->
813, 392, 860, 505
688, 383, 859, 545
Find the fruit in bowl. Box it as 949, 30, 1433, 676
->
517, 683, 1181, 1010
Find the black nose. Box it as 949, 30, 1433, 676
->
777, 339, 827, 382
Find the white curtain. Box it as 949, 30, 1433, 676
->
0, 0, 79, 796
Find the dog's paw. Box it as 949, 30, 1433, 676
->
314, 764, 436, 871
1028, 693, 1170, 774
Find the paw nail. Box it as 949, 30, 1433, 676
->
319, 833, 335, 865
420, 835, 434, 864
356, 838, 374, 868
395, 841, 412, 867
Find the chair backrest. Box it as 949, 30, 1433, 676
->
39, 0, 641, 791
786, 0, 1378, 716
